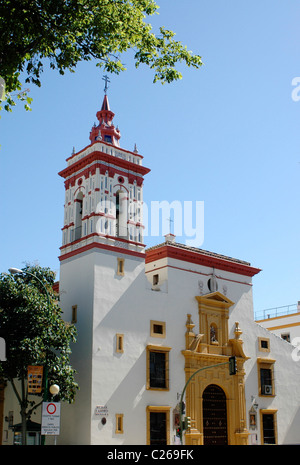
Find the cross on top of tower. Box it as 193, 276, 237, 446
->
102, 75, 110, 94
89, 75, 121, 146
167, 216, 174, 235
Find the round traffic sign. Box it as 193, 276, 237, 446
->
46, 403, 57, 415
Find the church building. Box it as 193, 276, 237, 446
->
2, 87, 300, 446
55, 89, 300, 445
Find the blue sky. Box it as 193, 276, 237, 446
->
1, 0, 300, 316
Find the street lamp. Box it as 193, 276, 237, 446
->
8, 268, 22, 274
49, 384, 60, 445
8, 268, 51, 307
49, 384, 60, 396
9, 267, 52, 445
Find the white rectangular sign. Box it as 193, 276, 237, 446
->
95, 405, 108, 416
41, 402, 61, 435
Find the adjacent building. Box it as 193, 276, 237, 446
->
255, 303, 300, 345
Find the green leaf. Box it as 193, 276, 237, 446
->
0, 0, 202, 113
0, 264, 78, 412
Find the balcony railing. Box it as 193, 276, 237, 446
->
255, 303, 299, 321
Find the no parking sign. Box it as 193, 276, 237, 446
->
41, 402, 61, 435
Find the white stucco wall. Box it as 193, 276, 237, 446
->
58, 252, 95, 445
56, 244, 300, 445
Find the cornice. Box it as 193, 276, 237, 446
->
145, 243, 261, 278
59, 150, 150, 180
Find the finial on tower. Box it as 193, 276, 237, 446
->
89, 75, 121, 147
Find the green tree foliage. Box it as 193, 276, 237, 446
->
0, 0, 202, 111
0, 264, 78, 442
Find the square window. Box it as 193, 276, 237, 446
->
150, 320, 166, 338
258, 337, 270, 352
153, 324, 163, 335
281, 333, 290, 342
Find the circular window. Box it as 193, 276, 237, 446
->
118, 176, 124, 184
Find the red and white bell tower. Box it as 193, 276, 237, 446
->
58, 88, 150, 261
57, 85, 151, 445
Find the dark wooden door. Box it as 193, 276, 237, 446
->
202, 384, 228, 445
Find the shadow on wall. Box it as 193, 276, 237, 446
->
284, 406, 300, 444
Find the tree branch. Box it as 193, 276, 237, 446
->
9, 377, 22, 405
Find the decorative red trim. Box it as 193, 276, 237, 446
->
59, 241, 145, 261
105, 234, 145, 247
60, 154, 150, 190
62, 222, 74, 231
81, 212, 113, 221
145, 244, 261, 277
73, 185, 85, 197
113, 184, 129, 193
62, 149, 148, 179
145, 263, 253, 286
60, 231, 145, 249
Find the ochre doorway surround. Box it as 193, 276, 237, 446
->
182, 292, 249, 445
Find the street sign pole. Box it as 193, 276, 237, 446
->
41, 402, 61, 437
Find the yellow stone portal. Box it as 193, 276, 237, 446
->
182, 292, 249, 445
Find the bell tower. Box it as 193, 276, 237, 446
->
57, 86, 151, 445
58, 88, 150, 260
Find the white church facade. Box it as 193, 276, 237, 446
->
2, 91, 300, 445
56, 92, 300, 445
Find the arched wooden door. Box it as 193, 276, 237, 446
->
202, 384, 228, 445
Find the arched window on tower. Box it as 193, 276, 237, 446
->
74, 191, 83, 241
116, 191, 120, 236
116, 190, 128, 239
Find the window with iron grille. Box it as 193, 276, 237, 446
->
150, 412, 167, 445
261, 410, 277, 444
257, 358, 275, 396
146, 406, 171, 445
260, 368, 273, 395
146, 345, 171, 390
150, 352, 166, 388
